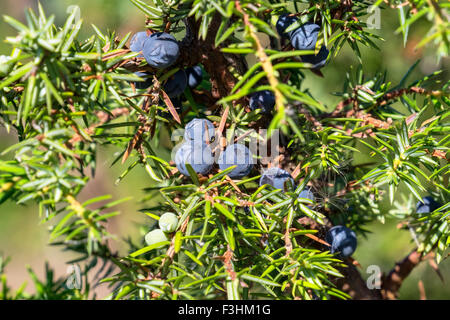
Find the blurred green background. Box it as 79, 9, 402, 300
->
0, 0, 448, 299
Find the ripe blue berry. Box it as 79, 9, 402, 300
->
298, 187, 315, 201
259, 167, 295, 192
249, 90, 275, 114
133, 71, 152, 90
326, 225, 357, 258
298, 187, 315, 208
218, 144, 254, 179
143, 32, 180, 69
289, 22, 320, 51
163, 69, 187, 98
175, 141, 214, 176
416, 196, 441, 214
276, 13, 298, 39
301, 45, 329, 69
185, 65, 203, 89
184, 118, 215, 143
130, 31, 149, 56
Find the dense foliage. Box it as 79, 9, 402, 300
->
0, 0, 448, 300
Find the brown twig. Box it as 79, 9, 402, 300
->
381, 249, 434, 299
418, 280, 427, 300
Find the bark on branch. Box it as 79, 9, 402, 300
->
381, 249, 432, 300
335, 260, 382, 300
178, 14, 242, 100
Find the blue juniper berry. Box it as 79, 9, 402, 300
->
301, 45, 329, 69
218, 144, 254, 179
259, 167, 295, 192
326, 225, 357, 258
416, 196, 442, 214
276, 13, 299, 39
175, 141, 214, 176
143, 32, 180, 69
184, 118, 216, 143
289, 22, 320, 51
298, 187, 315, 208
249, 90, 275, 114
185, 65, 203, 89
130, 31, 149, 57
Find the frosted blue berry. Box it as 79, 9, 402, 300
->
249, 90, 275, 114
298, 187, 315, 208
290, 22, 320, 51
186, 65, 203, 89
143, 32, 180, 69
301, 46, 329, 69
276, 13, 298, 39
416, 196, 441, 214
326, 225, 357, 258
175, 141, 214, 176
259, 167, 295, 192
184, 118, 215, 143
218, 144, 254, 179
298, 187, 315, 201
130, 31, 149, 57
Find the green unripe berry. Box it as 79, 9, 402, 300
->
144, 229, 168, 246
158, 212, 179, 233
0, 55, 13, 77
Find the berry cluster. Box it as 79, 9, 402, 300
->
129, 31, 205, 115
175, 118, 215, 176
174, 118, 254, 179
259, 168, 359, 256
145, 212, 179, 245
133, 19, 349, 257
